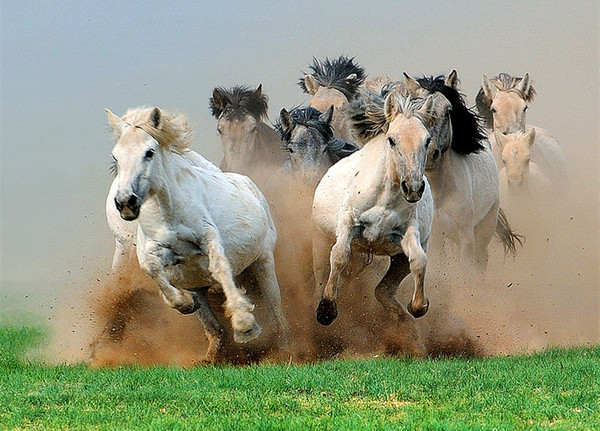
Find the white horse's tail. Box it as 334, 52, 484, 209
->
495, 207, 525, 258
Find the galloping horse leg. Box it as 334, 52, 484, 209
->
400, 225, 429, 318
316, 214, 353, 326
374, 253, 423, 355
194, 287, 226, 362
473, 199, 500, 271
249, 250, 289, 350
153, 272, 200, 315
204, 228, 261, 343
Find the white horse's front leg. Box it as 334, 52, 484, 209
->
316, 212, 354, 326
401, 225, 429, 318
204, 228, 261, 344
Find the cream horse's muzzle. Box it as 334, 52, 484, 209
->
115, 193, 140, 221
401, 179, 426, 203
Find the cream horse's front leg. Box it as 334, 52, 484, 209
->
316, 211, 354, 326
401, 224, 429, 318
204, 227, 261, 343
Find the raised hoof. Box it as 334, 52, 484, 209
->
233, 322, 262, 344
176, 292, 200, 315
316, 298, 338, 326
407, 299, 429, 318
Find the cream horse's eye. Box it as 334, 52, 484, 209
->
387, 137, 396, 147
145, 149, 155, 159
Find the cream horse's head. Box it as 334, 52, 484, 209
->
384, 94, 436, 203
478, 73, 536, 134
106, 107, 191, 221
495, 128, 536, 188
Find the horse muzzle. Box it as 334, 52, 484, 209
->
115, 193, 140, 221
401, 179, 426, 203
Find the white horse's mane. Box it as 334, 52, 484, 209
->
122, 107, 193, 155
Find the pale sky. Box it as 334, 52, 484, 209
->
1, 1, 598, 319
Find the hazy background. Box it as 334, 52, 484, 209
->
1, 1, 598, 324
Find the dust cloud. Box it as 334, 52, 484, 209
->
49, 145, 598, 366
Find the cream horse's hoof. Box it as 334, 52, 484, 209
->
234, 322, 262, 344
407, 299, 429, 318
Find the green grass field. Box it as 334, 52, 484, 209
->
1, 326, 599, 430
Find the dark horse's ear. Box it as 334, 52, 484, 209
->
210, 88, 229, 118
254, 84, 262, 97
279, 108, 294, 134
319, 105, 334, 125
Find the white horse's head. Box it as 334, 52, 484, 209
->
210, 85, 268, 173
477, 73, 536, 134
106, 107, 191, 221
384, 94, 436, 203
401, 73, 455, 170
496, 128, 536, 188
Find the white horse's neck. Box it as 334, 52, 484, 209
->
139, 149, 205, 233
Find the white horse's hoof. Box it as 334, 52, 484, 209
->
234, 322, 262, 343
407, 298, 429, 318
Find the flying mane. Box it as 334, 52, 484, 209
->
345, 91, 434, 144
475, 73, 537, 129
209, 85, 269, 120
275, 106, 358, 161
121, 107, 193, 155
417, 75, 486, 155
298, 56, 366, 100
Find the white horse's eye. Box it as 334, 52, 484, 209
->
387, 137, 396, 147
145, 149, 155, 159
523, 105, 528, 112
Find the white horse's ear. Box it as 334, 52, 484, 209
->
445, 70, 459, 89
518, 73, 531, 96
151, 107, 162, 128
319, 105, 334, 125
482, 75, 497, 100
403, 72, 421, 94
279, 108, 293, 133
254, 84, 262, 97
105, 108, 124, 136
345, 73, 357, 82
525, 127, 536, 147
304, 75, 319, 95
384, 94, 400, 123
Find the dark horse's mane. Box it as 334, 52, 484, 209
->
275, 106, 358, 161
298, 56, 366, 100
209, 85, 269, 120
417, 75, 486, 155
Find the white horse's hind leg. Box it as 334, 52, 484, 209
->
204, 228, 261, 343
194, 288, 226, 362
249, 250, 289, 349
401, 225, 429, 318
374, 254, 423, 355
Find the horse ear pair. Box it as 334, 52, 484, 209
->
482, 73, 531, 100
210, 85, 263, 118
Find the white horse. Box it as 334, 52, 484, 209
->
299, 56, 366, 143
476, 73, 568, 189
106, 106, 287, 361
312, 94, 435, 348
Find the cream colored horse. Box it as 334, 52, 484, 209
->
106, 107, 287, 362
476, 73, 568, 189
299, 56, 366, 143
496, 128, 552, 196
312, 94, 435, 349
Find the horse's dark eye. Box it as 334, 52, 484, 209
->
388, 137, 396, 147
425, 137, 431, 147
217, 126, 222, 135
287, 147, 295, 154
491, 107, 497, 114
523, 105, 528, 112
145, 149, 155, 159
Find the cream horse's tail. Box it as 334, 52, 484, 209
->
495, 208, 525, 258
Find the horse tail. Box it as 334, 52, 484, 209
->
495, 207, 525, 258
